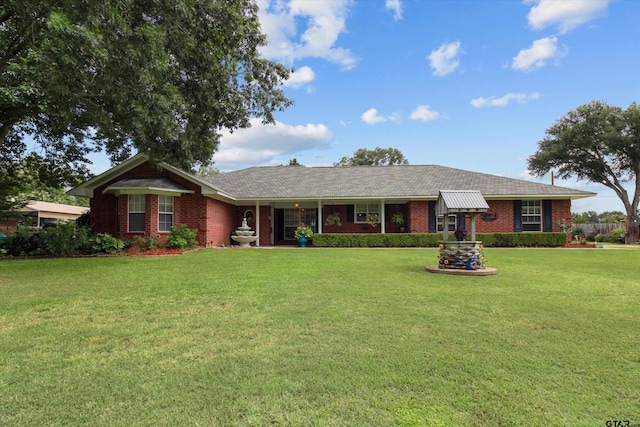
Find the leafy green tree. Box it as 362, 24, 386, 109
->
334, 147, 409, 166
598, 211, 626, 224
288, 158, 303, 166
528, 101, 640, 244
1, 0, 293, 175
571, 211, 599, 224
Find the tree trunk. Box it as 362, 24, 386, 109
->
626, 217, 639, 245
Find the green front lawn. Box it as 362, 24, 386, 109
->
1, 248, 638, 426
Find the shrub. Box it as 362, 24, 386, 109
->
133, 234, 160, 251
91, 233, 125, 254
605, 227, 625, 243
595, 233, 606, 242
39, 221, 91, 256
167, 224, 198, 249
312, 232, 567, 248
585, 231, 598, 242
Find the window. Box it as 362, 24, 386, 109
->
284, 208, 316, 240
436, 215, 457, 232
522, 200, 541, 231
158, 195, 174, 232
128, 194, 145, 232
355, 203, 380, 223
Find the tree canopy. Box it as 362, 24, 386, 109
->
334, 147, 409, 166
0, 0, 293, 182
528, 101, 640, 244
572, 211, 626, 224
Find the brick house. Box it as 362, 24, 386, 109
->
68, 154, 595, 246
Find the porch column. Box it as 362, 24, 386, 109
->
317, 200, 323, 234
380, 199, 385, 234
255, 201, 260, 247
470, 212, 476, 241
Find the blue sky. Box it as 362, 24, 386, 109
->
92, 0, 640, 214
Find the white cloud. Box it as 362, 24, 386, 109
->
215, 118, 333, 170
428, 41, 461, 76
282, 66, 316, 88
385, 0, 403, 21
410, 105, 440, 121
525, 0, 610, 34
512, 37, 566, 71
361, 108, 387, 124
257, 0, 358, 70
470, 92, 540, 108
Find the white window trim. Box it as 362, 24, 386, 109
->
128, 194, 145, 232
355, 203, 380, 223
436, 215, 457, 232
522, 200, 542, 232
158, 195, 174, 232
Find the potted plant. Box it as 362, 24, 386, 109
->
366, 213, 380, 227
294, 223, 314, 247
391, 212, 404, 232
325, 211, 342, 226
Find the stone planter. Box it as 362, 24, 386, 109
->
438, 240, 484, 270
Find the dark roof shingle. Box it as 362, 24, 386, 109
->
205, 165, 595, 200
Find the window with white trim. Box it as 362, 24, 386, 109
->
436, 215, 457, 232
284, 208, 316, 240
355, 203, 380, 223
128, 194, 145, 232
522, 200, 542, 231
158, 195, 174, 232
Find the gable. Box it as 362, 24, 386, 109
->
68, 154, 227, 200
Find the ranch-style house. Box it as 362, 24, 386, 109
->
68, 154, 596, 246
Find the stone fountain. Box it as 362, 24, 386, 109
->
231, 218, 257, 248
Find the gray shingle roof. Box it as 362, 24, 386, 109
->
205, 165, 595, 201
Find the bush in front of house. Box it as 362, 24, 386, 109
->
312, 232, 568, 248
133, 234, 160, 251
39, 221, 91, 256
167, 224, 199, 249
478, 232, 567, 247
91, 233, 125, 254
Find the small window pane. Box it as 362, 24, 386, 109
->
158, 196, 174, 232
128, 195, 145, 232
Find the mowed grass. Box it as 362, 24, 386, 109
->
0, 248, 638, 426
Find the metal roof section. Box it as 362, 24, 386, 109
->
435, 190, 490, 215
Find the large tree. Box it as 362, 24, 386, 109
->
334, 147, 409, 166
0, 0, 293, 181
528, 101, 640, 244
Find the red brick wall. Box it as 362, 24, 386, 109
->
321, 204, 381, 234
258, 206, 270, 246
90, 161, 239, 246
552, 199, 571, 232
407, 201, 429, 233
205, 198, 235, 247
90, 193, 119, 236
474, 199, 572, 233
476, 200, 514, 233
